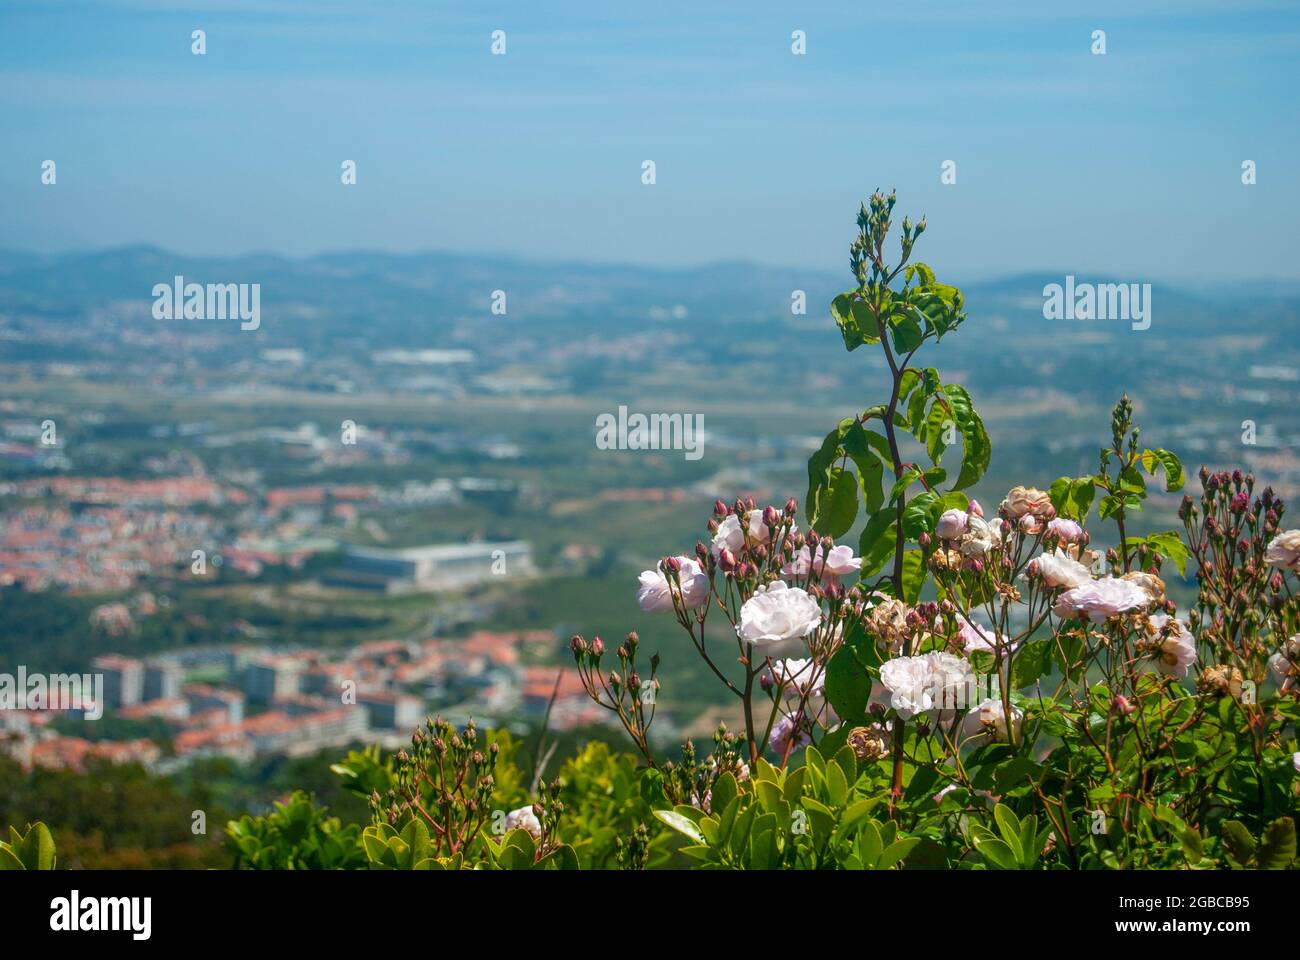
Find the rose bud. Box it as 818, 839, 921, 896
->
661, 555, 681, 574
763, 505, 781, 528
759, 672, 774, 692
785, 497, 798, 516
569, 634, 587, 656
1113, 695, 1136, 716
718, 548, 737, 572
590, 635, 604, 656
968, 499, 984, 518
714, 499, 729, 517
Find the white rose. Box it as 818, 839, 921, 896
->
771, 657, 826, 712
737, 581, 822, 658
504, 805, 542, 838
960, 516, 998, 557
636, 556, 710, 612
879, 651, 973, 719
1053, 576, 1152, 623
710, 515, 745, 557
1148, 613, 1197, 679
960, 698, 1023, 744
1265, 530, 1300, 570
1033, 549, 1092, 590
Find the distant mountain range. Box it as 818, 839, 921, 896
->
1, 247, 1297, 350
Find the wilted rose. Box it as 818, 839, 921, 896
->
1000, 485, 1053, 520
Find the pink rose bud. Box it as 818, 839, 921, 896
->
967, 499, 984, 518
763, 505, 780, 528
569, 635, 586, 655
919, 532, 931, 547
784, 497, 798, 516
1026, 559, 1040, 578
714, 499, 729, 516
1113, 695, 1136, 716
745, 496, 757, 511
591, 636, 604, 656
719, 548, 737, 572
661, 555, 681, 573
759, 673, 774, 692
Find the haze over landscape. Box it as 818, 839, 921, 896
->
1, 0, 1298, 876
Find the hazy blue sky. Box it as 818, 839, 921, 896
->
3, 1, 1298, 280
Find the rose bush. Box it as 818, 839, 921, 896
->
218, 193, 1297, 870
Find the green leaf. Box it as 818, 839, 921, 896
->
877, 837, 921, 870
1049, 476, 1096, 522
1140, 448, 1185, 492
825, 761, 849, 807
1010, 638, 1051, 689
940, 384, 990, 490
654, 809, 705, 845
18, 823, 56, 871
1220, 820, 1256, 868
1140, 531, 1191, 578
993, 805, 1024, 863
811, 465, 859, 539
0, 845, 25, 870
902, 490, 942, 540
857, 511, 898, 578
889, 311, 924, 354
1181, 827, 1203, 866
1257, 817, 1296, 870
823, 631, 874, 721
972, 832, 1020, 870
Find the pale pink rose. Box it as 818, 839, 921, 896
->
936, 508, 968, 540
1053, 576, 1152, 623
770, 712, 811, 758
961, 698, 1023, 744
1265, 530, 1300, 571
1148, 613, 1197, 679
820, 544, 861, 577
737, 581, 822, 658
771, 657, 826, 712
504, 805, 542, 838
745, 507, 795, 543
956, 620, 1019, 659
1032, 549, 1093, 590
1046, 518, 1084, 543
710, 514, 745, 557
636, 556, 709, 612
782, 543, 860, 579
